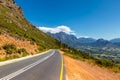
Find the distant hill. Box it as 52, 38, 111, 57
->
47, 32, 120, 64
90, 39, 117, 48
47, 32, 97, 47
47, 32, 119, 48
110, 38, 120, 43
78, 38, 96, 43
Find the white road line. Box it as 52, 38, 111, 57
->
0, 50, 52, 67
0, 51, 55, 80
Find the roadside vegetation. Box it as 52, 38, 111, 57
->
61, 46, 120, 73
0, 44, 29, 61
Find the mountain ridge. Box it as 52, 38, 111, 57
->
110, 38, 120, 43
47, 32, 120, 63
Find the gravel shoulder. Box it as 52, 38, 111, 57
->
64, 55, 120, 80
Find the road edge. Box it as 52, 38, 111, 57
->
0, 49, 52, 66
60, 54, 64, 80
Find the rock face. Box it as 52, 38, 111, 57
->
0, 0, 23, 16
0, 0, 26, 30
0, 0, 15, 4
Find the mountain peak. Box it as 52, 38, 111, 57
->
97, 38, 108, 42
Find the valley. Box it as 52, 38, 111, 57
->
47, 32, 120, 64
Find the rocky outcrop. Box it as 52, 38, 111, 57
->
0, 0, 23, 16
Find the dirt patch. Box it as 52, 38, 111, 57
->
64, 55, 120, 80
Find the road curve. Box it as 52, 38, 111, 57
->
0, 50, 66, 80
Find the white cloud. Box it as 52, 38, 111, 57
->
38, 25, 93, 39
38, 25, 76, 35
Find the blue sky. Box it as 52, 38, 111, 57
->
15, 0, 120, 40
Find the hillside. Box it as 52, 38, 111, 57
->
0, 34, 39, 60
110, 38, 120, 43
0, 0, 62, 61
0, 0, 61, 48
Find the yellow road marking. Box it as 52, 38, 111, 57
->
60, 55, 64, 80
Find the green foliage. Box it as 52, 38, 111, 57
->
94, 59, 120, 72
13, 55, 20, 59
21, 49, 29, 57
95, 59, 115, 67
2, 44, 29, 56
3, 44, 17, 54
17, 48, 29, 57
17, 48, 26, 54
38, 47, 45, 52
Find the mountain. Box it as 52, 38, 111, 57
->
47, 32, 96, 45
78, 37, 96, 43
47, 32, 81, 47
90, 39, 117, 48
0, 0, 60, 49
47, 32, 120, 64
47, 32, 120, 48
110, 38, 120, 43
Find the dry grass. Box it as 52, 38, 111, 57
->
0, 34, 39, 59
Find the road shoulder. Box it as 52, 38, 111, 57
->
61, 51, 120, 80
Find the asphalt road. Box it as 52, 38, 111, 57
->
0, 50, 66, 80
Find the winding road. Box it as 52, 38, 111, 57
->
0, 50, 66, 80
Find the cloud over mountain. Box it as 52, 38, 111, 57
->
38, 25, 75, 35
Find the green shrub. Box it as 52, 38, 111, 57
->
13, 55, 20, 59
20, 48, 29, 57
17, 48, 26, 54
17, 48, 29, 57
95, 59, 115, 67
2, 44, 29, 57
3, 44, 17, 54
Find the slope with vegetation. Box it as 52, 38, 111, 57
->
0, 0, 62, 61
0, 0, 59, 49
0, 34, 39, 61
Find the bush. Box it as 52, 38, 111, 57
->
20, 48, 29, 57
17, 48, 29, 57
95, 59, 116, 68
3, 44, 29, 57
17, 48, 26, 54
3, 44, 17, 54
